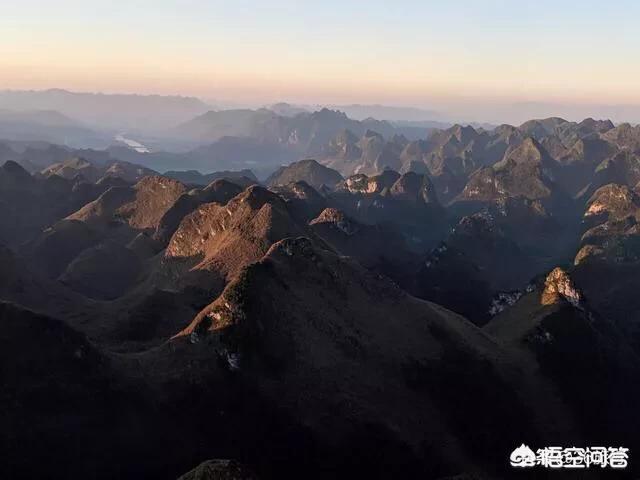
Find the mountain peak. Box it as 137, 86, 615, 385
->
309, 207, 359, 235
267, 159, 343, 190
541, 267, 582, 307
238, 184, 284, 209
390, 172, 439, 204
585, 183, 640, 219
1, 159, 32, 178
0, 160, 36, 190
312, 108, 348, 121
363, 129, 383, 139
500, 137, 547, 165
449, 124, 478, 143
579, 117, 615, 132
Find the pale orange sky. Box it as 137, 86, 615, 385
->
3, 0, 640, 114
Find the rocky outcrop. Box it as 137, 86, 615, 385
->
576, 183, 640, 265
153, 179, 243, 245
574, 244, 605, 265
584, 183, 640, 220
540, 268, 582, 307
178, 459, 258, 480
163, 185, 305, 290
339, 170, 400, 194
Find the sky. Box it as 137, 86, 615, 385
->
2, 0, 640, 121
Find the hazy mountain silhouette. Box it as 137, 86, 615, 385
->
0, 89, 211, 132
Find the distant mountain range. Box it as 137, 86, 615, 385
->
0, 109, 110, 148
4, 111, 640, 477
0, 89, 211, 132
268, 102, 445, 123
171, 107, 428, 147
